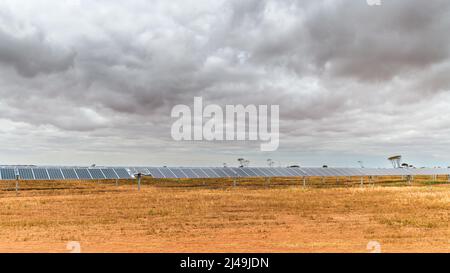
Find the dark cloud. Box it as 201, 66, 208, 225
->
0, 12, 75, 77
0, 0, 449, 167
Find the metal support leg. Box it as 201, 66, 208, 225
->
15, 176, 19, 195
137, 174, 141, 191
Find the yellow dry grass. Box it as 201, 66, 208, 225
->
0, 180, 448, 253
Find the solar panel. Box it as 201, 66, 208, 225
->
232, 168, 249, 177
18, 168, 34, 180
75, 169, 92, 180
114, 168, 132, 179
250, 168, 265, 176
101, 168, 119, 179
330, 168, 348, 176
284, 168, 300, 177
60, 168, 78, 179
135, 167, 151, 175
191, 168, 210, 178
158, 167, 176, 178
222, 167, 238, 177
201, 168, 218, 178
255, 168, 270, 177
304, 168, 324, 176
5, 164, 450, 181
32, 168, 50, 180
317, 168, 336, 177
147, 167, 165, 178
169, 168, 187, 178
0, 168, 16, 180
47, 168, 64, 180
88, 169, 105, 179
242, 168, 258, 177
178, 168, 197, 178
289, 168, 307, 176
260, 168, 276, 176
278, 168, 292, 177
212, 168, 230, 177
269, 168, 285, 177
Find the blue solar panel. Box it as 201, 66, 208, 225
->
169, 168, 187, 178
251, 168, 265, 176
231, 168, 247, 177
244, 168, 259, 177
288, 168, 306, 176
75, 169, 92, 180
113, 168, 132, 179
100, 168, 119, 179
0, 168, 16, 180
200, 168, 217, 178
267, 168, 283, 177
158, 168, 177, 178
184, 168, 201, 178
47, 168, 64, 180
255, 168, 271, 177
281, 168, 297, 176
192, 168, 209, 178
222, 168, 238, 177
212, 168, 229, 177
59, 169, 77, 179
32, 168, 50, 180
88, 169, 105, 179
135, 167, 150, 175
147, 167, 165, 178
18, 168, 34, 180
259, 168, 275, 176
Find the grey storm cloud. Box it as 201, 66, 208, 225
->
0, 0, 449, 167
0, 12, 75, 77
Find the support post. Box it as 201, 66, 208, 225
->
233, 178, 237, 187
360, 176, 364, 187
15, 174, 20, 195
115, 179, 118, 186
136, 173, 141, 191
303, 177, 306, 188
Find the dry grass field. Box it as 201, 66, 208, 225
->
0, 178, 448, 253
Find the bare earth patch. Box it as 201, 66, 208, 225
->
0, 183, 448, 252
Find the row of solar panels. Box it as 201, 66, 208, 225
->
0, 168, 133, 180
128, 167, 450, 179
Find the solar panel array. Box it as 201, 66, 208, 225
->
2, 166, 449, 181
0, 167, 133, 180
137, 167, 450, 179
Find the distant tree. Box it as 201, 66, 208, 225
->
237, 158, 244, 167
322, 165, 328, 168
244, 160, 250, 167
267, 159, 274, 167
357, 161, 364, 168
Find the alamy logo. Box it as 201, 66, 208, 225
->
171, 97, 279, 151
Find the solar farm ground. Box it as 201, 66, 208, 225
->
0, 178, 448, 252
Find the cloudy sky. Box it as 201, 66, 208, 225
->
0, 0, 449, 168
